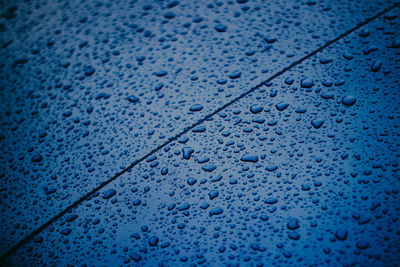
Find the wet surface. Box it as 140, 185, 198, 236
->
3, 0, 398, 253
3, 5, 399, 266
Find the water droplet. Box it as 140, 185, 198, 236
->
102, 189, 116, 199
342, 95, 356, 106
311, 118, 325, 129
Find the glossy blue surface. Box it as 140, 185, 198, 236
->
1, 0, 399, 265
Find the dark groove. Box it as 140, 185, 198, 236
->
1, 2, 399, 262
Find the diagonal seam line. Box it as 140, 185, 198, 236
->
1, 1, 399, 262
